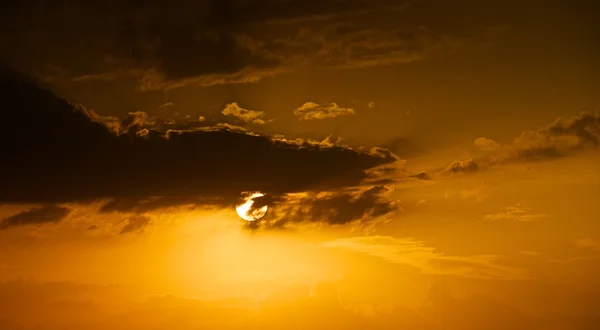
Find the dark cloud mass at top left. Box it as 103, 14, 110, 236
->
0, 0, 439, 90
0, 66, 397, 210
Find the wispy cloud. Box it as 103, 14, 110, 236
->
294, 102, 355, 120
158, 102, 174, 108
322, 236, 530, 280
484, 202, 546, 222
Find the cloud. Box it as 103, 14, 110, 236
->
0, 205, 71, 230
158, 102, 174, 108
508, 111, 600, 158
322, 236, 531, 280
121, 111, 156, 131
439, 112, 600, 175
474, 137, 502, 152
85, 109, 217, 135
0, 68, 396, 221
119, 215, 152, 234
443, 159, 479, 175
294, 102, 355, 120
409, 172, 430, 180
0, 1, 453, 91
484, 202, 546, 222
261, 185, 399, 228
98, 196, 227, 214
222, 102, 270, 124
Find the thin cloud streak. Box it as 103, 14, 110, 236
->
322, 236, 531, 280
294, 102, 355, 120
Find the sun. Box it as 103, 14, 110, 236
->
236, 192, 268, 221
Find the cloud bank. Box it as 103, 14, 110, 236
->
0, 67, 397, 223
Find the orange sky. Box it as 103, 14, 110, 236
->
1, 1, 599, 329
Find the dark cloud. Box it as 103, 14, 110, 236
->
496, 111, 600, 161
0, 0, 446, 90
443, 159, 479, 175
261, 185, 399, 228
131, 22, 445, 91
0, 205, 71, 230
409, 171, 430, 180
87, 109, 222, 136
509, 111, 600, 159
119, 216, 152, 234
98, 196, 228, 214
0, 68, 396, 217
438, 112, 600, 176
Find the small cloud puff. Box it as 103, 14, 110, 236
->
222, 102, 272, 125
294, 102, 355, 120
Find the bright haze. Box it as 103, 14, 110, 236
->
1, 1, 599, 329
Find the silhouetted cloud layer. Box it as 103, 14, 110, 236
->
0, 68, 396, 216
0, 205, 71, 230
484, 202, 546, 222
0, 0, 451, 90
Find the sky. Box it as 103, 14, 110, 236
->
0, 0, 599, 329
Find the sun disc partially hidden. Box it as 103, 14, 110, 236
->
236, 192, 268, 221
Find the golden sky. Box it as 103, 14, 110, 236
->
0, 1, 599, 329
